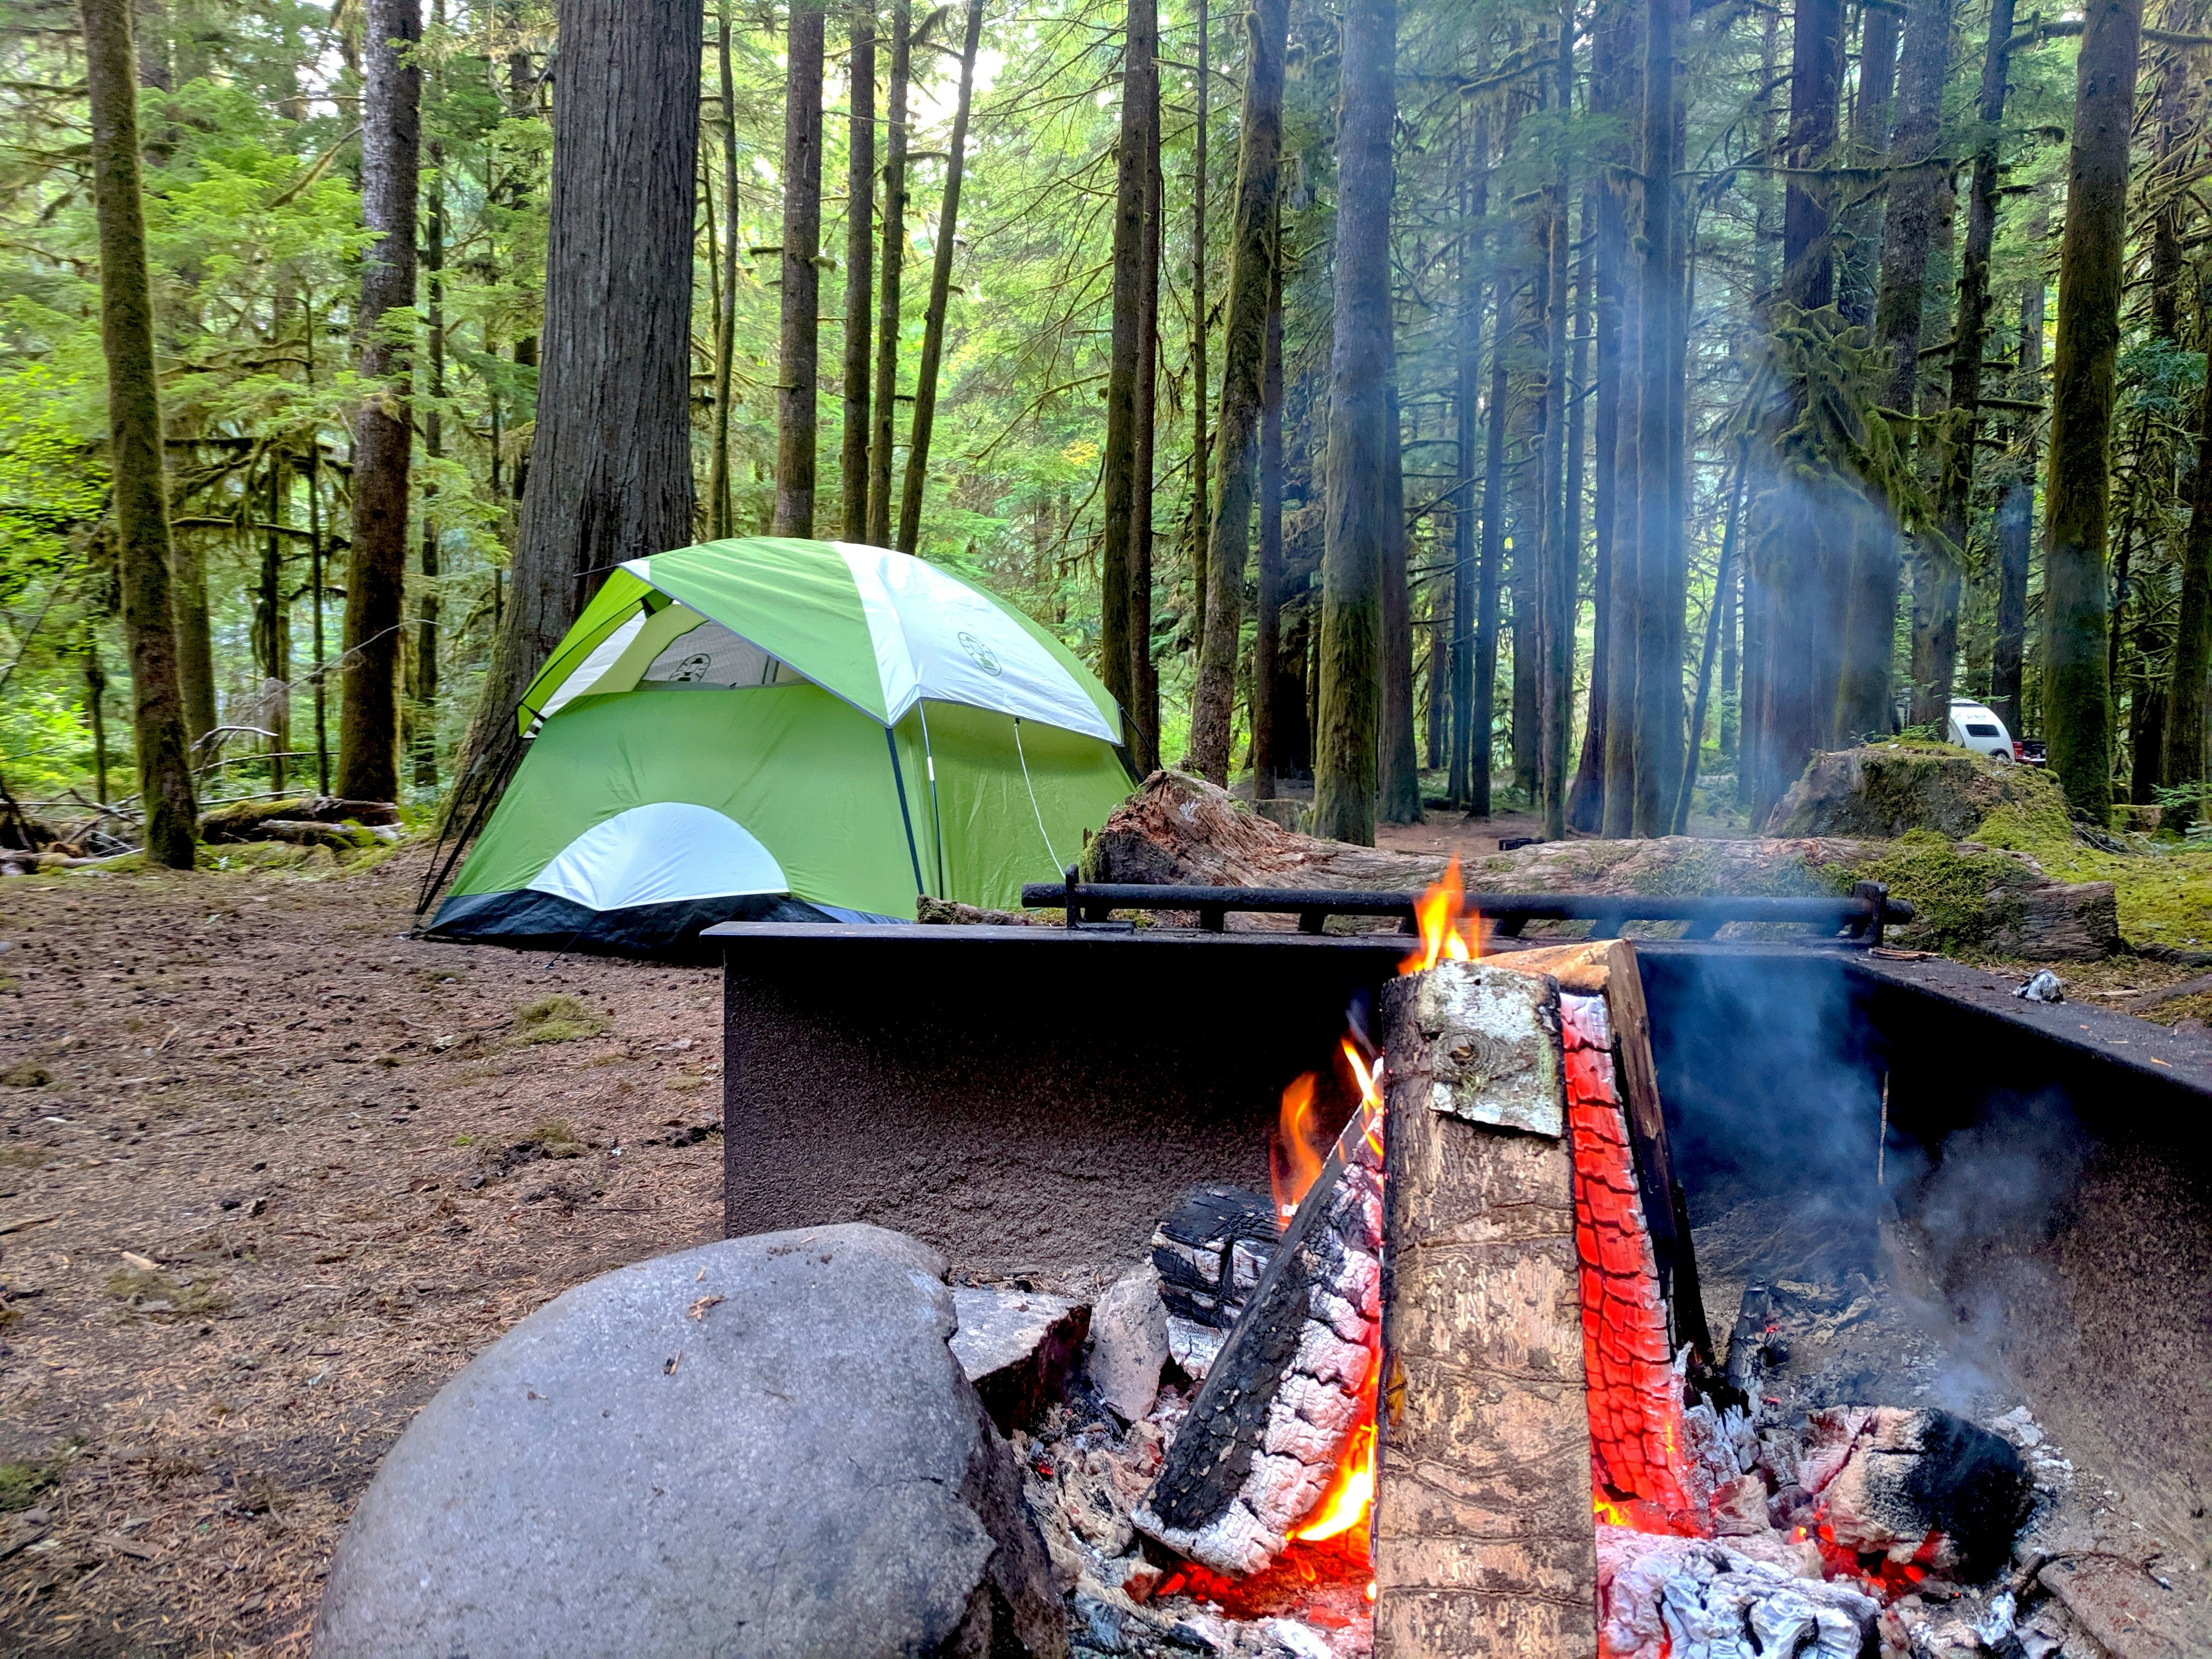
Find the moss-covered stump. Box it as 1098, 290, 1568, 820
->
1762, 744, 2070, 840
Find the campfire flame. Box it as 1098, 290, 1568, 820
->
1292, 1422, 1375, 1543
1399, 856, 1481, 976
1270, 1073, 1326, 1228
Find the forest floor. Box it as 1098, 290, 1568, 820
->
0, 846, 727, 1656
2, 821, 2207, 1657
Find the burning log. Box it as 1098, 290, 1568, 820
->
1130, 1098, 1384, 1576
1371, 959, 1600, 1658
1792, 1406, 2034, 1585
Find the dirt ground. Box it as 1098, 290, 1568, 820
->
0, 849, 727, 1655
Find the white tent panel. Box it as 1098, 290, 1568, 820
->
833, 543, 1118, 743
525, 802, 790, 912
538, 610, 648, 721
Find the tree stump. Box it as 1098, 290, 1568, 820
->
1373, 960, 1598, 1659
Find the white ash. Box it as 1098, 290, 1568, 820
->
1019, 1396, 1372, 1659
1596, 1529, 1879, 1659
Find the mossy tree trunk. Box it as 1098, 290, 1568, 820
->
80, 0, 196, 867
1101, 0, 1160, 734
2042, 0, 2143, 819
336, 0, 421, 804
1313, 0, 1396, 845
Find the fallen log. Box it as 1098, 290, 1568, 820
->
200, 795, 399, 843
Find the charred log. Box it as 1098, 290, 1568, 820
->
1132, 1110, 1382, 1575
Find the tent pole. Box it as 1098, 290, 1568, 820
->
916, 700, 949, 898
885, 725, 927, 897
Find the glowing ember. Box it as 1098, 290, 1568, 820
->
1399, 855, 1481, 975
1270, 1073, 1326, 1227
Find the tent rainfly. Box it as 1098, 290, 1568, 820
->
425, 538, 1136, 954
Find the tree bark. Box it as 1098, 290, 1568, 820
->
1579, 1, 1632, 833
1101, 0, 1158, 732
1189, 0, 1211, 649
1253, 243, 1286, 798
1313, 0, 1395, 845
868, 0, 909, 546
2166, 281, 2212, 809
1561, 185, 1593, 829
1628, 0, 1683, 837
1132, 36, 1164, 773
896, 0, 983, 554
1475, 263, 1511, 821
1509, 261, 1544, 804
1781, 0, 1844, 311
1601, 0, 1645, 837
774, 0, 826, 537
455, 0, 703, 786
839, 3, 874, 542
415, 111, 445, 790
1381, 379, 1419, 822
1990, 278, 2042, 741
2042, 0, 2143, 820
715, 4, 746, 540
81, 0, 196, 866
1450, 110, 1487, 812
337, 0, 422, 804
1538, 7, 1574, 840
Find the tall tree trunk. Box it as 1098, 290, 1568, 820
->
717, 4, 748, 540
1449, 109, 1486, 811
1601, 0, 1644, 836
1627, 0, 1683, 837
1836, 3, 1898, 327
1538, 7, 1574, 839
1313, 0, 1395, 844
1744, 0, 1844, 819
774, 0, 826, 537
1193, 0, 1290, 782
1991, 277, 2042, 740
1099, 0, 1156, 728
1252, 217, 1286, 798
1561, 184, 1592, 821
1380, 378, 1418, 819
1508, 246, 1544, 803
456, 0, 703, 784
415, 111, 445, 790
1189, 0, 1211, 653
1133, 56, 1164, 771
81, 0, 195, 866
2042, 0, 2143, 820
839, 3, 874, 542
1926, 0, 2018, 739
896, 0, 983, 553
1575, 1, 1631, 831
868, 0, 909, 545
337, 0, 422, 804
2165, 274, 2212, 809
1838, 0, 1952, 742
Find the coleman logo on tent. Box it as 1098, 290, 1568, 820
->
957, 631, 1003, 676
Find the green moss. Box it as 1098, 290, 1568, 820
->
508, 994, 607, 1045
0, 1458, 58, 1513
1827, 832, 2040, 954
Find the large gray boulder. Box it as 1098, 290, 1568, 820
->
315, 1224, 1066, 1658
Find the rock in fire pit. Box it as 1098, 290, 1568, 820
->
315, 1225, 1066, 1658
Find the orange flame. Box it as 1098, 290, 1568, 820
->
1595, 1496, 1631, 1527
1293, 1422, 1376, 1543
1399, 856, 1480, 975
1270, 1072, 1327, 1228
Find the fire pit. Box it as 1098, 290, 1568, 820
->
710, 884, 2212, 1657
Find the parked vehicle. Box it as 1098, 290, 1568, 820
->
1946, 698, 2019, 764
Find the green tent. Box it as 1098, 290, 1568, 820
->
426, 538, 1134, 953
